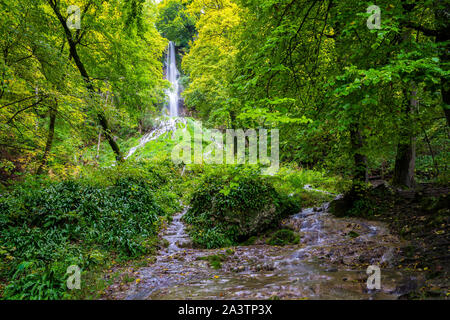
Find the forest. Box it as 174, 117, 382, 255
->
0, 0, 448, 300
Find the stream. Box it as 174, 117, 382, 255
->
106, 40, 425, 301
113, 196, 421, 300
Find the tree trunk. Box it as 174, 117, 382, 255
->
434, 3, 450, 127
96, 131, 102, 160
393, 86, 417, 188
393, 139, 416, 188
48, 1, 123, 162
138, 120, 143, 135
349, 123, 368, 185
37, 101, 57, 175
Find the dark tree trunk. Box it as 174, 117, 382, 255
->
349, 123, 368, 185
37, 102, 57, 175
229, 110, 238, 155
393, 138, 416, 188
393, 86, 417, 188
48, 1, 123, 162
434, 2, 450, 127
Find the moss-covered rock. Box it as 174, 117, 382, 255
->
183, 167, 301, 248
266, 229, 300, 246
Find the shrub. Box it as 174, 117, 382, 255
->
183, 166, 301, 248
0, 160, 181, 299
266, 229, 300, 246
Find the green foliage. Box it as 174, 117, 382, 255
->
0, 161, 181, 299
156, 0, 196, 49
0, 0, 167, 178
346, 197, 377, 217
183, 166, 301, 248
197, 254, 228, 269
270, 166, 348, 207
266, 229, 300, 246
347, 231, 360, 239
181, 0, 241, 125
1, 0, 449, 301
181, 0, 449, 187
273, 166, 350, 194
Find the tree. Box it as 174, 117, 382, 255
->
156, 0, 196, 49
1, 0, 167, 176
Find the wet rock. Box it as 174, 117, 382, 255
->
342, 256, 357, 265
262, 263, 275, 271
394, 279, 419, 296
232, 265, 246, 273
177, 241, 192, 249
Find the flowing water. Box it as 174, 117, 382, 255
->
166, 41, 180, 117
124, 41, 183, 160
120, 195, 421, 300
125, 117, 186, 159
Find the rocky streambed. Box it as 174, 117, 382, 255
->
106, 199, 424, 300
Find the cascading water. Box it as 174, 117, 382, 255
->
166, 41, 180, 117
119, 187, 412, 301
123, 41, 185, 160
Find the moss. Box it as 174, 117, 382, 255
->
266, 229, 300, 246
197, 254, 228, 269
240, 236, 258, 246
347, 231, 360, 238
183, 167, 301, 248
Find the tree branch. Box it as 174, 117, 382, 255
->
5, 98, 46, 124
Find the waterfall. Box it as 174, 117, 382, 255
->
166, 41, 180, 117
122, 41, 185, 160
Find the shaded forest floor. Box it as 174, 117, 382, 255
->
333, 182, 449, 299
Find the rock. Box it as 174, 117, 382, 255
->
178, 241, 192, 249
427, 287, 443, 297
343, 256, 356, 265
184, 172, 302, 248
262, 263, 275, 271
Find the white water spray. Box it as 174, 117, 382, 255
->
166, 41, 180, 117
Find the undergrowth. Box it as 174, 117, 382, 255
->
0, 160, 181, 299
